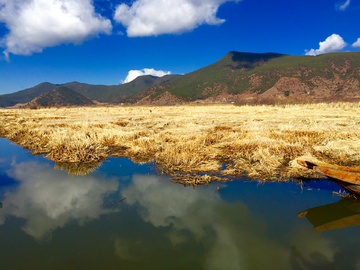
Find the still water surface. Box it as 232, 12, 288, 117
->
1, 138, 360, 269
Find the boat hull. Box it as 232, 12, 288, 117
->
298, 160, 360, 195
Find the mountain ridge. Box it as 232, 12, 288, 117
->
0, 74, 180, 107
30, 86, 95, 107
126, 51, 360, 105
0, 82, 59, 107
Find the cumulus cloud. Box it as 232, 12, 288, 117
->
122, 68, 171, 84
0, 0, 112, 60
113, 0, 240, 37
336, 0, 351, 11
352, 38, 360, 48
305, 34, 347, 56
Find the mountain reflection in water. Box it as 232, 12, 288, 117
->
1, 139, 360, 269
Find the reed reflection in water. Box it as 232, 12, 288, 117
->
54, 161, 102, 176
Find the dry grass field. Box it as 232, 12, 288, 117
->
1, 103, 360, 184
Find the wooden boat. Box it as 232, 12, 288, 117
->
297, 160, 360, 195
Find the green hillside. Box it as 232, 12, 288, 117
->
0, 82, 58, 107
64, 74, 180, 103
0, 74, 179, 107
35, 86, 94, 106
126, 51, 360, 103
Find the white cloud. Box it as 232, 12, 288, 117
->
352, 38, 360, 48
122, 68, 171, 84
337, 0, 351, 11
0, 0, 112, 60
305, 34, 347, 56
113, 0, 240, 37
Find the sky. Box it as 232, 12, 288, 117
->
0, 0, 359, 94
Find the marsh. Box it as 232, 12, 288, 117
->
1, 103, 360, 183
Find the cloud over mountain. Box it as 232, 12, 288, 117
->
0, 0, 112, 60
305, 34, 347, 56
114, 0, 240, 37
352, 38, 360, 48
122, 68, 171, 84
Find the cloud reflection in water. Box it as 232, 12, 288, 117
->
120, 175, 296, 269
0, 160, 118, 240
118, 174, 360, 269
0, 160, 351, 269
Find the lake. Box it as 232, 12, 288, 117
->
1, 137, 360, 270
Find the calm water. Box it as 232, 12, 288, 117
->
1, 138, 360, 270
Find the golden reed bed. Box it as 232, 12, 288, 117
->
1, 103, 360, 183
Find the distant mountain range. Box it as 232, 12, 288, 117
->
1, 51, 360, 107
0, 74, 179, 107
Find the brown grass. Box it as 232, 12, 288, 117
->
1, 103, 360, 182
54, 162, 102, 176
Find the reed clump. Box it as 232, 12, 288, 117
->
1, 103, 360, 181
54, 161, 102, 176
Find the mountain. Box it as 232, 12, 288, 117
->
126, 51, 360, 104
64, 74, 180, 103
0, 82, 58, 107
2, 51, 360, 107
30, 86, 94, 106
0, 74, 180, 107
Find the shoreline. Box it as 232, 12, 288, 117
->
1, 103, 360, 182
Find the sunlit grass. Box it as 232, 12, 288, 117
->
1, 103, 360, 182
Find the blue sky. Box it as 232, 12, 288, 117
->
0, 0, 359, 94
